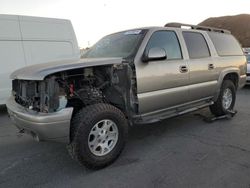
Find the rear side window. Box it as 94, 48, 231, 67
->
183, 32, 210, 59
208, 32, 243, 56
146, 30, 182, 60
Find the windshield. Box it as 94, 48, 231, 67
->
83, 29, 145, 59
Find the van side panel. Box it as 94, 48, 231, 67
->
22, 41, 75, 65
19, 16, 80, 65
0, 14, 80, 104
0, 15, 21, 39
19, 16, 73, 40
0, 15, 26, 104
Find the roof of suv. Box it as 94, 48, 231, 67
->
124, 23, 231, 37
164, 22, 231, 34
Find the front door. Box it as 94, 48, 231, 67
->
135, 30, 189, 115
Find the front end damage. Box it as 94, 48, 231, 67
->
12, 77, 61, 113
7, 63, 138, 142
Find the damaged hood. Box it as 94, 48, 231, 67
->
10, 57, 123, 80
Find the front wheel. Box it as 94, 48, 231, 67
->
210, 80, 236, 116
68, 103, 128, 169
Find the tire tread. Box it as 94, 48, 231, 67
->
68, 103, 128, 169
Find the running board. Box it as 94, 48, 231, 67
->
177, 102, 213, 115
134, 101, 214, 124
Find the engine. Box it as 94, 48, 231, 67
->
12, 67, 107, 113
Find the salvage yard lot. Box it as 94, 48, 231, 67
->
1, 87, 250, 188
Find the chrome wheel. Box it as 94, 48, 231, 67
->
88, 119, 119, 156
222, 88, 233, 110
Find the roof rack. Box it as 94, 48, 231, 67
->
164, 22, 231, 34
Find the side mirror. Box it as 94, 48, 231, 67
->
142, 47, 167, 62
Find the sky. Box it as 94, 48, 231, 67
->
0, 0, 249, 48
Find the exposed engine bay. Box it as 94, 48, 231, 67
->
12, 65, 137, 117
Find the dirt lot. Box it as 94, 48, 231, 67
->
1, 87, 250, 188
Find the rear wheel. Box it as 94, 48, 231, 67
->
210, 80, 236, 116
68, 103, 128, 169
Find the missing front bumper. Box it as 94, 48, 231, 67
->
6, 96, 73, 143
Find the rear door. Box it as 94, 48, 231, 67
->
135, 30, 190, 114
182, 31, 218, 101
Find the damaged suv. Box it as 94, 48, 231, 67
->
7, 23, 246, 169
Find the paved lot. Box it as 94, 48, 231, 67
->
1, 87, 250, 188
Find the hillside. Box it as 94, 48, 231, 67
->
199, 14, 250, 47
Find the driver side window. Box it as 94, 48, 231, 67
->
146, 31, 182, 60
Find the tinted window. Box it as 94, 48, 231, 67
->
146, 31, 182, 60
208, 32, 243, 56
183, 32, 210, 59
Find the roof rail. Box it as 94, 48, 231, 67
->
164, 22, 231, 34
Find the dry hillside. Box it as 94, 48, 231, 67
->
199, 14, 250, 47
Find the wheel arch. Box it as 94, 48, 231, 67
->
67, 64, 136, 142
213, 69, 240, 101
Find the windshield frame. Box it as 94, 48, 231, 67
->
83, 29, 147, 59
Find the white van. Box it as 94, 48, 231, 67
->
0, 14, 80, 104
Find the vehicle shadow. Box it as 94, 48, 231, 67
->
0, 109, 211, 187
244, 85, 250, 89
0, 105, 7, 116
0, 90, 248, 187
0, 105, 236, 187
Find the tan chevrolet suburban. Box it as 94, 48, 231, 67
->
6, 23, 246, 169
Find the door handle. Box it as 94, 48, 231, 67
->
179, 65, 188, 73
208, 63, 214, 70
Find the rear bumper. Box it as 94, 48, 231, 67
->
6, 96, 73, 143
